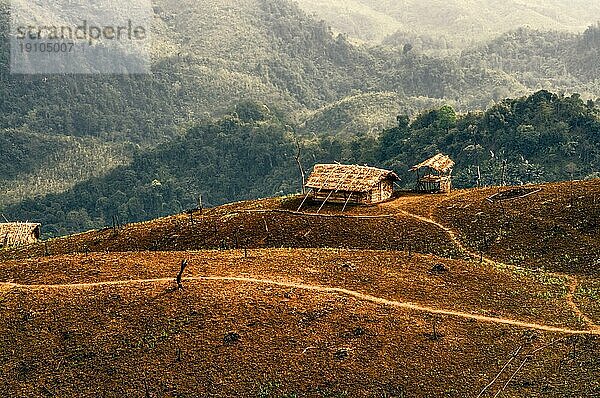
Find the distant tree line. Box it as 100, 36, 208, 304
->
378, 90, 600, 186
3, 91, 600, 237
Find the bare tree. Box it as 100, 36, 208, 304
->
294, 137, 306, 194
176, 259, 188, 290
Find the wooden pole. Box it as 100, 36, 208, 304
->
476, 346, 522, 398
493, 357, 529, 398
341, 193, 353, 212
294, 138, 306, 194
296, 189, 312, 212
415, 169, 420, 191
317, 189, 335, 213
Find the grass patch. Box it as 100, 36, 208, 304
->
575, 286, 600, 300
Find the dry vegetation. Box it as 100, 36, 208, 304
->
0, 196, 462, 261
576, 279, 600, 325
1, 180, 599, 397
0, 250, 586, 329
3, 280, 598, 397
429, 180, 600, 276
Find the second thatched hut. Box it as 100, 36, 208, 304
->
411, 153, 455, 193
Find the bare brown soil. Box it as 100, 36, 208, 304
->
1, 180, 599, 397
428, 180, 600, 276
0, 250, 589, 330
1, 279, 599, 397
5, 180, 599, 277
0, 202, 461, 261
576, 278, 600, 325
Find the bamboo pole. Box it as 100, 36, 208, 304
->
296, 188, 313, 212
317, 189, 335, 213
341, 193, 353, 212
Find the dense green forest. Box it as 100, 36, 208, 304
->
1, 0, 600, 235
378, 91, 600, 186
3, 91, 600, 237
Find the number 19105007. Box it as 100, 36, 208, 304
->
19, 42, 75, 53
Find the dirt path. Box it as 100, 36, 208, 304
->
389, 206, 599, 331
1, 276, 598, 336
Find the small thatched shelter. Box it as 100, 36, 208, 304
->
411, 153, 455, 193
299, 164, 399, 212
0, 223, 41, 248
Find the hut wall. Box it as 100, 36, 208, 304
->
417, 176, 451, 193
440, 178, 452, 193
417, 180, 440, 192
371, 183, 382, 203
381, 180, 394, 201
312, 180, 394, 206
369, 180, 394, 204
1, 233, 38, 247
312, 190, 368, 204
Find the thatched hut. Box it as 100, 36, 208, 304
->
411, 153, 455, 193
0, 223, 41, 248
299, 164, 399, 211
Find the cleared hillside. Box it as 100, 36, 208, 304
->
0, 202, 462, 260
1, 180, 599, 396
430, 180, 600, 276
2, 283, 598, 397
0, 249, 598, 397
4, 179, 600, 275
0, 249, 587, 329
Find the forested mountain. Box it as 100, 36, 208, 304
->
1, 0, 600, 235
3, 0, 598, 144
5, 91, 600, 236
0, 130, 132, 207
300, 92, 446, 137
461, 24, 600, 96
378, 91, 600, 186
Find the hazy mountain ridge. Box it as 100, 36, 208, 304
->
2, 0, 598, 142
295, 0, 600, 46
300, 92, 447, 137
0, 129, 132, 207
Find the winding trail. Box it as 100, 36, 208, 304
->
1, 194, 596, 335
1, 276, 598, 336
390, 206, 599, 331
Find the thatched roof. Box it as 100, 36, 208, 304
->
411, 153, 455, 173
0, 223, 41, 245
305, 164, 399, 193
